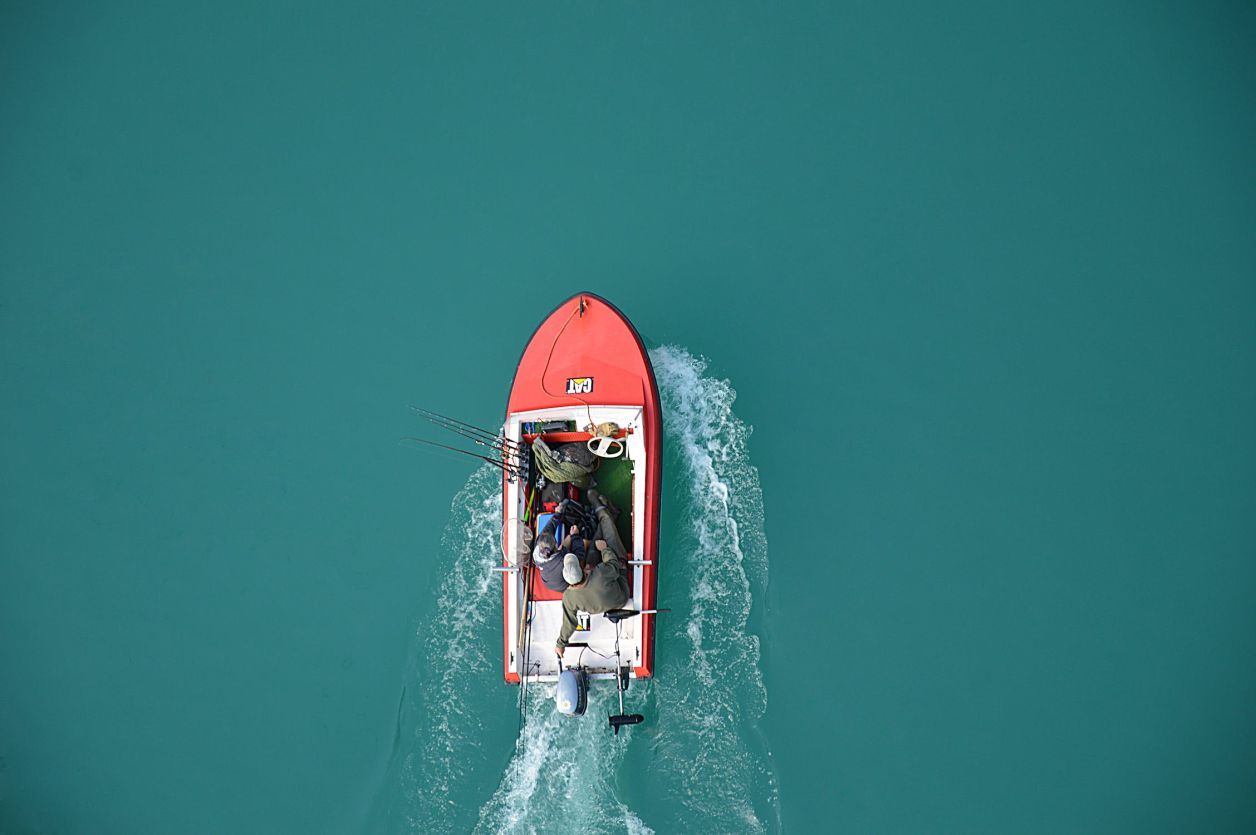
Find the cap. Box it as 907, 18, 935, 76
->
562, 553, 584, 585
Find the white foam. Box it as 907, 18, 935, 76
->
475, 686, 652, 834
400, 466, 502, 826
394, 346, 779, 833
646, 345, 780, 833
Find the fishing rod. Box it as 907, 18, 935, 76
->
516, 455, 540, 735
410, 408, 521, 457
410, 407, 522, 452
515, 459, 543, 752
400, 437, 521, 476
410, 408, 525, 472
416, 418, 523, 463
517, 564, 531, 733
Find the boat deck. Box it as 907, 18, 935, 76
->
525, 454, 634, 603
503, 405, 651, 683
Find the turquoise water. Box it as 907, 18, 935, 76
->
3, 2, 1255, 833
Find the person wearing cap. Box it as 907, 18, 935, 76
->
554, 488, 630, 655
532, 506, 587, 593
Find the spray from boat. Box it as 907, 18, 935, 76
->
378, 345, 778, 833
475, 686, 652, 835
369, 467, 503, 833
645, 345, 780, 833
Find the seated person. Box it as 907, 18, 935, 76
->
532, 501, 588, 593
554, 488, 631, 656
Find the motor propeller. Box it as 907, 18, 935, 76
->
604, 608, 671, 623
609, 713, 644, 734
603, 610, 670, 734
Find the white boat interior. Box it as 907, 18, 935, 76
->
503, 405, 649, 683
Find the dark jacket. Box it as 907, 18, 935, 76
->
535, 515, 586, 593
556, 548, 630, 647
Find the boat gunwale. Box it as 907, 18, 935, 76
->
500, 293, 662, 685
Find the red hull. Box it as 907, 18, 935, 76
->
502, 293, 662, 682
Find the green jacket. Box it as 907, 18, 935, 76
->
533, 438, 594, 488
555, 549, 630, 647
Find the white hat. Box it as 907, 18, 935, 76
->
562, 554, 584, 585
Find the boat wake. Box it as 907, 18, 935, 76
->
371, 467, 504, 833
643, 345, 780, 833
374, 346, 777, 834
474, 686, 652, 835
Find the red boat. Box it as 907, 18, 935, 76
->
500, 294, 662, 713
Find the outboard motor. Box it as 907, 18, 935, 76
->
555, 666, 588, 717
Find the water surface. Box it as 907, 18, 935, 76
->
3, 2, 1255, 832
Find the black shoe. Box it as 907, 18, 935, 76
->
587, 488, 620, 520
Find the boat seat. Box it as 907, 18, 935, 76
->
534, 512, 566, 550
